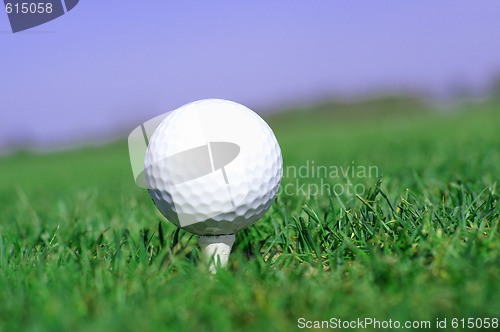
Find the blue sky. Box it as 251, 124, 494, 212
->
1, 1, 500, 149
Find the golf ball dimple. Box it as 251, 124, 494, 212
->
144, 99, 283, 235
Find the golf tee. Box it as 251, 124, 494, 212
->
198, 234, 235, 274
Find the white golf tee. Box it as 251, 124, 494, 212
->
198, 234, 235, 274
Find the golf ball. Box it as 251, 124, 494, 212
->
144, 99, 282, 235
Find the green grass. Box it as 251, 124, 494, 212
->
0, 98, 499, 331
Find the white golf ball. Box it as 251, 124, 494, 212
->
144, 99, 283, 235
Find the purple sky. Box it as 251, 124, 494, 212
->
1, 1, 500, 149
